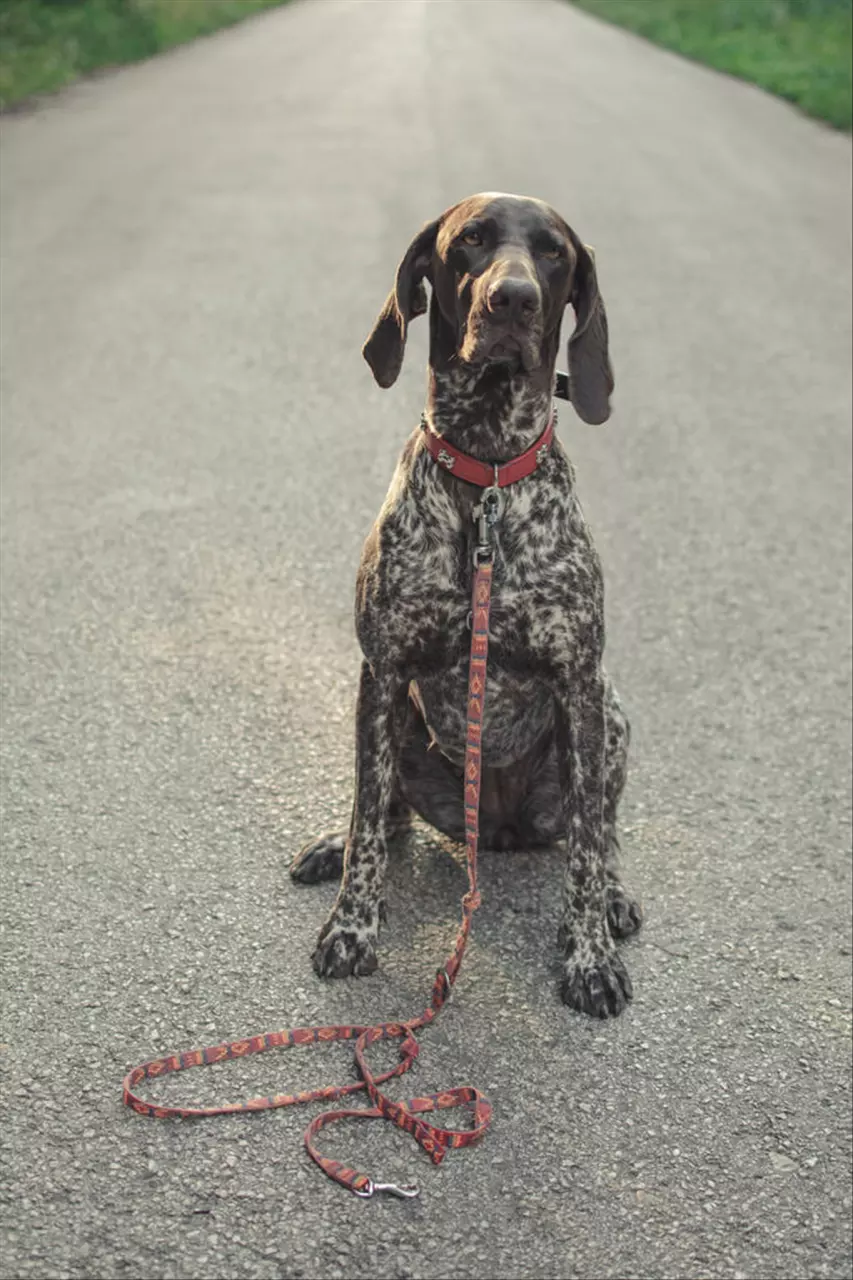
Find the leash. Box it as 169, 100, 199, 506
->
123, 393, 560, 1198
123, 506, 500, 1199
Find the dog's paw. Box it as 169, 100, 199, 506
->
312, 914, 379, 979
559, 948, 633, 1018
290, 833, 346, 884
606, 881, 643, 939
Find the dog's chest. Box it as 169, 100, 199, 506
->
384, 512, 537, 647
379, 476, 588, 764
414, 656, 554, 767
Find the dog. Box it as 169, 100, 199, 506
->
290, 193, 641, 1018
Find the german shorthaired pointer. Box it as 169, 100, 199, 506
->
290, 193, 641, 1017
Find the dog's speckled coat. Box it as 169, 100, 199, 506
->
291, 194, 641, 1017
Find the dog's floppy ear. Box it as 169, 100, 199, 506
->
362, 218, 440, 388
565, 236, 614, 425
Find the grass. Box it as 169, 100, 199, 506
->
570, 0, 852, 129
0, 0, 290, 111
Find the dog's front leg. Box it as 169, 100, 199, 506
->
312, 659, 402, 979
555, 664, 633, 1017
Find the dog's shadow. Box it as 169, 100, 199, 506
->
382, 821, 568, 987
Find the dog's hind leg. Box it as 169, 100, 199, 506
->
290, 791, 412, 885
396, 704, 466, 842
290, 833, 346, 884
396, 702, 536, 851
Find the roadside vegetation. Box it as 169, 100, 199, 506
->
0, 0, 289, 110
571, 0, 852, 129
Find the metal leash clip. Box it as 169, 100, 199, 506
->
354, 1180, 421, 1200
473, 468, 503, 566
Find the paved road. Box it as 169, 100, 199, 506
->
2, 2, 851, 1277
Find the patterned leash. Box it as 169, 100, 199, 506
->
123, 491, 502, 1199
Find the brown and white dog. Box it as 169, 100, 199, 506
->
291, 193, 641, 1017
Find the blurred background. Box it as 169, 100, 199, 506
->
2, 0, 851, 128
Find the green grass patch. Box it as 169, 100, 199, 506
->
570, 0, 852, 129
0, 0, 289, 110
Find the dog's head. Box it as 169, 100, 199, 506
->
363, 193, 613, 425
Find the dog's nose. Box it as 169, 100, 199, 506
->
486, 277, 539, 321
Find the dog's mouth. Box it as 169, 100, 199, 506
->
482, 331, 540, 374
458, 311, 542, 374
487, 336, 521, 360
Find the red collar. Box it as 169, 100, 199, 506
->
421, 412, 554, 488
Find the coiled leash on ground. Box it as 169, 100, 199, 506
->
124, 395, 565, 1198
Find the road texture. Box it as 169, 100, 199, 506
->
1, 1, 851, 1277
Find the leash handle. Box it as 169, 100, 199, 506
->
123, 560, 495, 1198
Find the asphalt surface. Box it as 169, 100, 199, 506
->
1, 2, 851, 1277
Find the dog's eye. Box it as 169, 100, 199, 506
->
538, 245, 563, 261
461, 231, 482, 247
